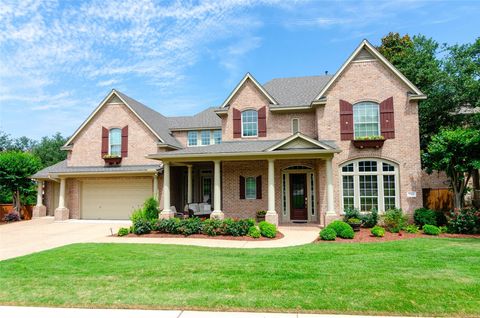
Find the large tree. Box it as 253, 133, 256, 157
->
0, 151, 42, 217
32, 132, 68, 168
423, 128, 480, 208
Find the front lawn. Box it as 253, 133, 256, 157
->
1, 239, 479, 316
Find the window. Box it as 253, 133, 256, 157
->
242, 110, 258, 137
187, 131, 197, 146
292, 118, 299, 134
201, 131, 210, 145
213, 130, 222, 144
245, 177, 256, 199
109, 128, 121, 156
353, 102, 380, 138
340, 159, 399, 212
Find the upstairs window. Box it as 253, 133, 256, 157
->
242, 110, 258, 137
213, 130, 222, 144
353, 102, 380, 138
201, 131, 210, 145
109, 128, 121, 156
292, 118, 299, 134
187, 131, 198, 146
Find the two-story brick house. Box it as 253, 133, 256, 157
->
32, 40, 426, 226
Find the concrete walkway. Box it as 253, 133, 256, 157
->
0, 306, 419, 318
0, 217, 319, 261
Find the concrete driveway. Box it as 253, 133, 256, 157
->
0, 217, 319, 261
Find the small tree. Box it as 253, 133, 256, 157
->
423, 128, 480, 208
0, 151, 42, 217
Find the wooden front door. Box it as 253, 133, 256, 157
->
290, 173, 308, 221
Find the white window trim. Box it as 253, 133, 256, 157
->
281, 167, 316, 222
245, 176, 257, 200
108, 128, 122, 156
339, 159, 400, 213
353, 102, 381, 138
241, 109, 258, 138
187, 131, 198, 147
200, 130, 211, 146
291, 118, 300, 134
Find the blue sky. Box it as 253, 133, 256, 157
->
1, 0, 479, 139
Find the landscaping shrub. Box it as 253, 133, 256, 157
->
405, 224, 419, 234
326, 220, 352, 236
223, 218, 254, 236
143, 197, 159, 220
371, 226, 385, 237
362, 208, 378, 228
414, 208, 437, 227
202, 218, 224, 236
132, 219, 152, 235
117, 227, 129, 236
343, 207, 361, 222
247, 226, 261, 238
130, 208, 146, 223
382, 208, 407, 233
436, 210, 448, 226
258, 221, 277, 238
339, 227, 355, 239
319, 228, 336, 241
439, 226, 448, 234
154, 218, 181, 234
178, 217, 202, 236
447, 207, 480, 234
3, 211, 20, 222
423, 224, 441, 236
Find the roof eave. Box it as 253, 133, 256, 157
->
269, 105, 314, 112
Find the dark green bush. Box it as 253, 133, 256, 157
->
326, 220, 352, 236
362, 208, 378, 228
339, 227, 355, 239
447, 207, 480, 234
117, 227, 129, 236
143, 197, 159, 220
223, 218, 254, 236
178, 217, 202, 236
423, 224, 441, 235
371, 225, 385, 237
343, 207, 361, 222
436, 210, 448, 226
405, 224, 419, 233
439, 226, 448, 233
258, 221, 277, 238
247, 226, 261, 238
202, 218, 224, 236
382, 208, 407, 233
320, 228, 336, 241
154, 218, 181, 234
132, 219, 152, 235
414, 208, 437, 227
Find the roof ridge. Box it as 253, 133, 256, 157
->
264, 74, 333, 83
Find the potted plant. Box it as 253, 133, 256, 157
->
347, 218, 362, 231
256, 210, 267, 223
352, 135, 385, 149
103, 154, 122, 165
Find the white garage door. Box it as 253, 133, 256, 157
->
81, 178, 152, 220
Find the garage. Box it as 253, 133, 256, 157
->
81, 178, 153, 220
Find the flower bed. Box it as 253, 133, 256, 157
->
120, 231, 284, 241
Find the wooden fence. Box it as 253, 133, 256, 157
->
0, 204, 33, 220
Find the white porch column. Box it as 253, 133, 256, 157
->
326, 157, 335, 215
210, 160, 224, 219
187, 165, 193, 203
54, 178, 69, 221
160, 161, 174, 219
265, 159, 278, 226
32, 180, 46, 218
153, 173, 159, 202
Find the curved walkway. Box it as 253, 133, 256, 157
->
0, 217, 319, 261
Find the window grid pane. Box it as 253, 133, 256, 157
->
109, 129, 121, 156
359, 161, 377, 172
188, 131, 197, 146
342, 175, 355, 210
201, 131, 210, 145
245, 177, 257, 199
353, 102, 380, 138
242, 110, 258, 137
310, 174, 315, 215
213, 130, 222, 144
383, 175, 396, 210
359, 175, 378, 211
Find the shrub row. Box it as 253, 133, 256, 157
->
319, 220, 355, 241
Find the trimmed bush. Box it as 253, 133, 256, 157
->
154, 218, 181, 234
143, 197, 159, 220
343, 207, 361, 222
223, 218, 255, 236
362, 208, 378, 228
405, 224, 419, 234
247, 226, 261, 238
132, 219, 152, 235
178, 217, 202, 236
117, 227, 129, 236
371, 226, 385, 237
326, 221, 352, 236
382, 208, 408, 233
320, 228, 336, 241
447, 207, 480, 234
339, 227, 355, 239
439, 226, 448, 234
423, 224, 441, 236
414, 208, 437, 227
258, 221, 277, 238
202, 218, 224, 236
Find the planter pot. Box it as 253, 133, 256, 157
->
104, 157, 122, 166
352, 139, 385, 149
348, 222, 361, 232
256, 216, 266, 223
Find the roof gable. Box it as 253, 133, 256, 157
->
266, 133, 335, 151
220, 72, 278, 108
314, 40, 425, 100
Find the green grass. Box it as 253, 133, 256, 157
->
1, 239, 480, 316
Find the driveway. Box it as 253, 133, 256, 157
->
0, 217, 319, 261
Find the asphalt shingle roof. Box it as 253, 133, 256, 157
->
167, 107, 221, 130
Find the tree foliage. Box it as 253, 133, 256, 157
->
32, 132, 68, 168
423, 128, 480, 208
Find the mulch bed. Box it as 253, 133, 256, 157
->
118, 231, 284, 241
316, 228, 480, 243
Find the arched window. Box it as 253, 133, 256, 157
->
241, 110, 258, 137
109, 128, 122, 156
353, 102, 380, 138
340, 159, 399, 212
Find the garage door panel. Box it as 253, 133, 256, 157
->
82, 178, 152, 220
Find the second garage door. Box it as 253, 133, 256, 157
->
81, 178, 152, 220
